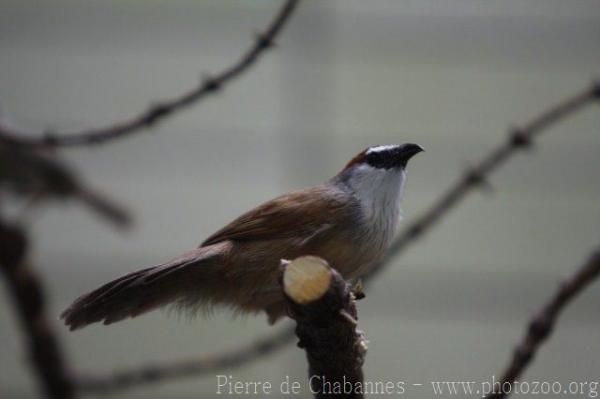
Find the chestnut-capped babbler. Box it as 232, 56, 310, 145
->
62, 143, 424, 330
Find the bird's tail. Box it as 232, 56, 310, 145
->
61, 245, 225, 331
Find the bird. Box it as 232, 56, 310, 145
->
61, 143, 424, 330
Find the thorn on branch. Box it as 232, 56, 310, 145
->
527, 315, 552, 341
255, 32, 277, 50
202, 76, 222, 93
509, 127, 533, 149
145, 103, 172, 126
464, 168, 490, 190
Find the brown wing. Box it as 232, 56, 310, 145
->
201, 185, 350, 247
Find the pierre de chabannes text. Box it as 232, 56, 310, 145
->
216, 375, 599, 397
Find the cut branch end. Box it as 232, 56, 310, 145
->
283, 256, 332, 305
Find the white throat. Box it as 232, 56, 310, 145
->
341, 164, 406, 246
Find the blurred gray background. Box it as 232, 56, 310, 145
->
1, 1, 599, 398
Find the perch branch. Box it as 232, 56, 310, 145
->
368, 80, 600, 278
283, 256, 367, 399
77, 326, 296, 395
486, 246, 600, 399
0, 221, 75, 399
0, 0, 300, 148
74, 81, 599, 394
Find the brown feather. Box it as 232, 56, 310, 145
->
61, 243, 230, 330
62, 180, 390, 328
202, 185, 352, 246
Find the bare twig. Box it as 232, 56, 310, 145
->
77, 326, 295, 395
486, 246, 600, 399
368, 80, 600, 278
0, 221, 75, 399
283, 256, 366, 399
0, 142, 130, 228
74, 82, 599, 394
0, 0, 300, 148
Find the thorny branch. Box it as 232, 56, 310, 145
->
76, 326, 296, 395
0, 0, 300, 148
75, 82, 600, 394
486, 246, 600, 399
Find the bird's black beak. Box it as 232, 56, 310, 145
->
397, 143, 424, 167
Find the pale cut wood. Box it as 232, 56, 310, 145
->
282, 255, 366, 399
283, 256, 333, 305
